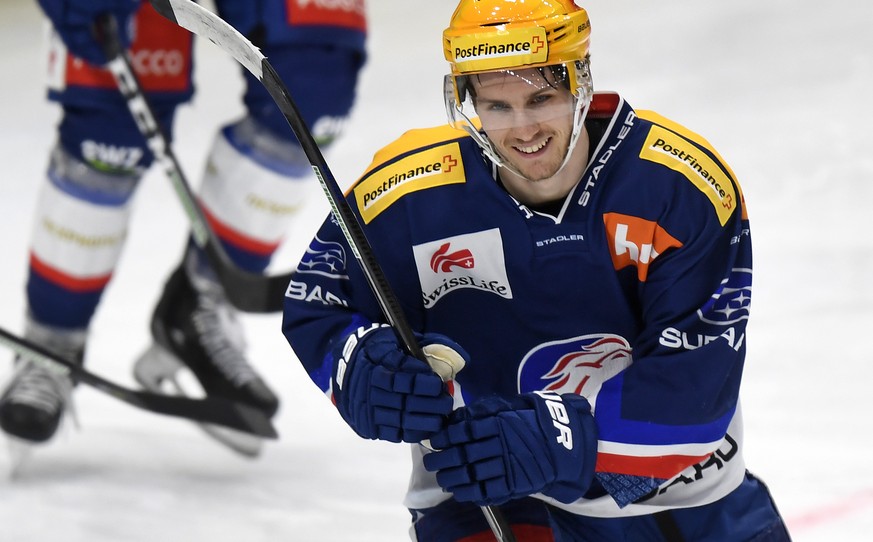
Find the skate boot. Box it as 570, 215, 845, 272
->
134, 263, 278, 456
0, 320, 85, 446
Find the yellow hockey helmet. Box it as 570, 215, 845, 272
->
444, 0, 591, 79
442, 0, 594, 179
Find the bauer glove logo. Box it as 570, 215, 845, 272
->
336, 323, 386, 390
535, 391, 573, 450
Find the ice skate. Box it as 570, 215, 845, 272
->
0, 320, 84, 475
134, 263, 279, 457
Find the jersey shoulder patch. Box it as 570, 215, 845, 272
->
636, 111, 739, 226
353, 125, 469, 224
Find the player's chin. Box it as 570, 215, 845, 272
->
513, 160, 562, 182
509, 153, 563, 181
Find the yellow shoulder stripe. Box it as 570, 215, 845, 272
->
636, 111, 739, 226
636, 110, 739, 185
353, 125, 469, 224
360, 125, 469, 178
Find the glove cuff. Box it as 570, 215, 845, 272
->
333, 322, 386, 395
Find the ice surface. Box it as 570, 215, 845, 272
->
0, 0, 871, 540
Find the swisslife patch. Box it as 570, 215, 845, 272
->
448, 24, 548, 73
353, 143, 465, 223
413, 228, 513, 308
639, 126, 736, 226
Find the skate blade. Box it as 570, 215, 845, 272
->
134, 345, 265, 457
198, 423, 263, 457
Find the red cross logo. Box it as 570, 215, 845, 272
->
443, 154, 458, 173
531, 36, 545, 54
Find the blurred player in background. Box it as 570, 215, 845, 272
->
0, 0, 366, 456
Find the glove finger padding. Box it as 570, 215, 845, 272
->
332, 324, 457, 443
423, 391, 597, 506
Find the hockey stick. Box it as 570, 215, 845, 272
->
0, 326, 277, 438
145, 2, 516, 540
92, 14, 290, 314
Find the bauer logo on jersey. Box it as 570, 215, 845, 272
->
639, 126, 736, 226
518, 334, 632, 400
448, 26, 549, 73
698, 268, 752, 325
603, 213, 683, 282
354, 143, 465, 223
413, 228, 512, 308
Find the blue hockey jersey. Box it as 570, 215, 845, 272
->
282, 93, 752, 517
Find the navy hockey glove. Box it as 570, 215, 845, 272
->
423, 391, 597, 506
331, 324, 460, 443
37, 0, 140, 65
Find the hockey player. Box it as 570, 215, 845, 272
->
282, 0, 791, 539
0, 0, 366, 454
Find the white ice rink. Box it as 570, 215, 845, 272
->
1, 1, 871, 540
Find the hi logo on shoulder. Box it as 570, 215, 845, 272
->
603, 213, 683, 281
414, 228, 512, 308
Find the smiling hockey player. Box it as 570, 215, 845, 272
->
282, 0, 790, 540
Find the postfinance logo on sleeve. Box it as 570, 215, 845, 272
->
640, 126, 736, 226
354, 143, 466, 223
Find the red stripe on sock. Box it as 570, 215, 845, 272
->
200, 203, 281, 257
30, 252, 112, 292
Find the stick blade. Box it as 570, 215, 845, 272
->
148, 0, 265, 78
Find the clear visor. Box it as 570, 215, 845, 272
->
446, 64, 577, 133
444, 61, 593, 178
